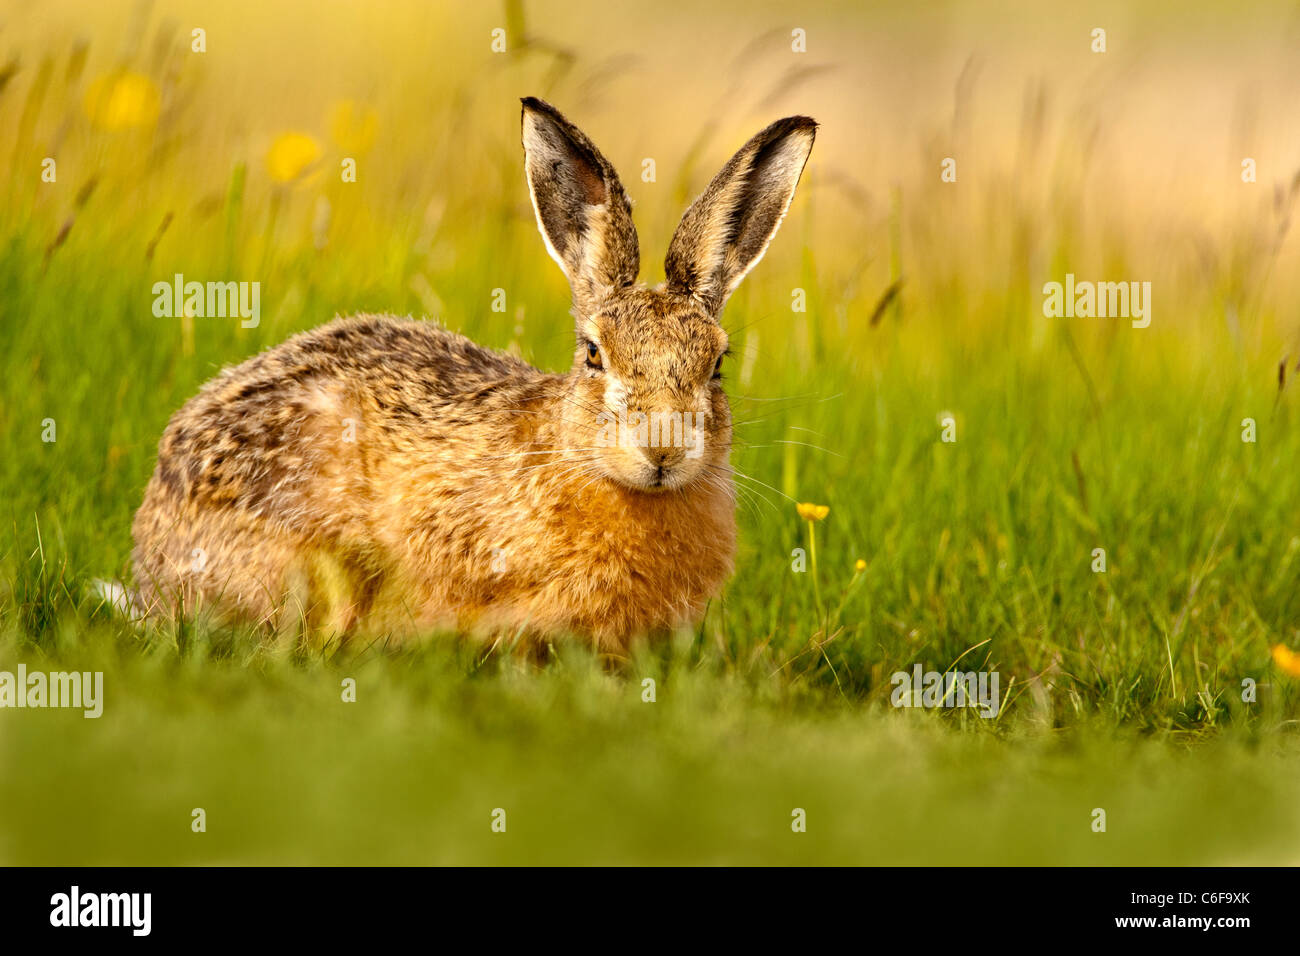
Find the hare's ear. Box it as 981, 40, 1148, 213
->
664, 116, 816, 316
521, 97, 640, 317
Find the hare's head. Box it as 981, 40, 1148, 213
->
521, 97, 815, 493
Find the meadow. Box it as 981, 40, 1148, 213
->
1, 0, 1299, 864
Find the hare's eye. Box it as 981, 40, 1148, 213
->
712, 355, 724, 379
585, 341, 603, 370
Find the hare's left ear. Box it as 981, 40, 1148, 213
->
521, 97, 640, 318
665, 116, 816, 316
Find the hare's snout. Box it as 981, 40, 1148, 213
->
636, 443, 689, 490
593, 403, 713, 491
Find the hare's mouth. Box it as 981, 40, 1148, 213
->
644, 464, 674, 492
591, 441, 707, 494
629, 458, 699, 493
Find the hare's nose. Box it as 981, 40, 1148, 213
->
640, 444, 685, 468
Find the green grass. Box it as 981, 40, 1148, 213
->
4, 636, 1300, 865
3, 0, 1300, 865
4, 234, 1298, 862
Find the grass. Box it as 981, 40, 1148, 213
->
2, 0, 1300, 864
5, 636, 1300, 865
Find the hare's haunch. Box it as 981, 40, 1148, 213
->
131, 98, 816, 646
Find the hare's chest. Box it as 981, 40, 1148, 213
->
401, 474, 736, 642
529, 484, 736, 633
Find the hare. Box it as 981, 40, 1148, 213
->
129, 98, 815, 647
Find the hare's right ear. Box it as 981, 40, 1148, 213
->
521, 97, 640, 317
665, 116, 815, 316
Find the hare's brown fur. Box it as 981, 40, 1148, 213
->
131, 98, 814, 647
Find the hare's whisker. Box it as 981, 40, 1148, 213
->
515, 455, 601, 474
765, 439, 845, 458
477, 447, 600, 461
709, 464, 795, 507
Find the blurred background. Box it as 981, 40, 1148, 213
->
4, 0, 1299, 354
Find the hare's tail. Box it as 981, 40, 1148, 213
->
90, 578, 146, 620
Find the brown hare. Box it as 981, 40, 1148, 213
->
128, 98, 816, 647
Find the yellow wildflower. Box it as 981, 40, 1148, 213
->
266, 132, 321, 183
1272, 644, 1300, 677
796, 502, 829, 522
83, 71, 160, 130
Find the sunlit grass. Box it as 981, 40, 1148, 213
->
2, 0, 1300, 863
